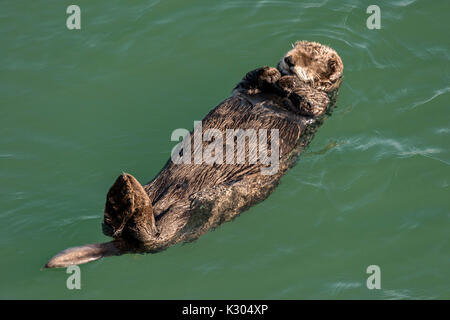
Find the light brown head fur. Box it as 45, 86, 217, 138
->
277, 41, 343, 92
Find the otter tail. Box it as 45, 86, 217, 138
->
43, 241, 121, 269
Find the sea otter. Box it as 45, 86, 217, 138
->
44, 41, 343, 268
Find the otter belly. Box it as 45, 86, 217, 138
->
135, 91, 334, 251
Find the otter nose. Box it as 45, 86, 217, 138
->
284, 56, 294, 67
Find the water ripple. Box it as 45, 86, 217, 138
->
342, 135, 447, 165
329, 281, 362, 295
408, 87, 450, 110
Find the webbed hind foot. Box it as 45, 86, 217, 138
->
103, 173, 158, 243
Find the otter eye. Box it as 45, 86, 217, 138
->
284, 56, 295, 67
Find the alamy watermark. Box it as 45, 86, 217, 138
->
366, 265, 381, 289
366, 5, 381, 29
170, 121, 280, 175
66, 5, 381, 31
66, 5, 81, 30
66, 265, 81, 290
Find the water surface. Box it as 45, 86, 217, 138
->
0, 0, 449, 299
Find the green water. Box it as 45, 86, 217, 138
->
1, 0, 449, 299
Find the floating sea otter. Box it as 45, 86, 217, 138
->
44, 41, 343, 268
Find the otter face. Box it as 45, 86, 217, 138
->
278, 41, 343, 91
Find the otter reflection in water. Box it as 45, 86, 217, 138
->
44, 41, 344, 268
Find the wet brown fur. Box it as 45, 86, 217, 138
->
44, 41, 344, 267
103, 41, 344, 254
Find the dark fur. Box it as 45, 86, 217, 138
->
103, 60, 343, 254
43, 42, 344, 268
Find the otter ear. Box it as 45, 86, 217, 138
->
103, 173, 157, 242
328, 59, 337, 72
327, 56, 343, 85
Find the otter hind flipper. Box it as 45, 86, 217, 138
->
103, 173, 158, 243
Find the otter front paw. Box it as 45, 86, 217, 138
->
234, 67, 282, 96
277, 75, 301, 93
259, 67, 281, 84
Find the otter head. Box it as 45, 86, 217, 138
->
278, 41, 343, 92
